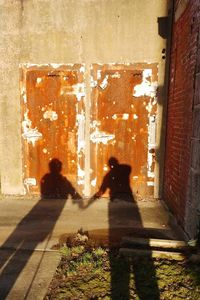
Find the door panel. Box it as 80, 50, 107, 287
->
21, 64, 85, 195
21, 63, 158, 198
90, 64, 158, 198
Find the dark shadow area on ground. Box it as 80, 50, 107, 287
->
85, 156, 160, 300
0, 158, 82, 299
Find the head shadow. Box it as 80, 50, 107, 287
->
40, 158, 81, 200
94, 156, 135, 202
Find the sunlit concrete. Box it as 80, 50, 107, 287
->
0, 197, 185, 250
0, 197, 185, 298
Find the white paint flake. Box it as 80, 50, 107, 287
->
133, 114, 138, 120
122, 113, 129, 120
97, 70, 102, 80
112, 114, 117, 120
133, 69, 158, 98
103, 165, 109, 171
90, 129, 115, 144
78, 179, 84, 185
23, 93, 27, 103
50, 63, 63, 69
91, 77, 98, 88
147, 181, 154, 186
147, 115, 156, 181
78, 167, 85, 176
77, 112, 85, 153
148, 171, 155, 178
21, 86, 27, 103
78, 164, 85, 184
22, 111, 42, 146
148, 115, 156, 147
36, 77, 43, 84
80, 65, 85, 73
24, 178, 37, 186
22, 128, 43, 146
99, 75, 109, 90
111, 72, 121, 79
43, 110, 58, 121
90, 120, 101, 129
131, 135, 136, 141
91, 178, 97, 187
152, 98, 157, 106
143, 69, 152, 78
146, 102, 153, 113
43, 148, 48, 154
73, 83, 86, 101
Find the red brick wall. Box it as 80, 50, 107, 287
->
164, 1, 199, 227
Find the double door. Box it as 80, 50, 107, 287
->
21, 63, 158, 198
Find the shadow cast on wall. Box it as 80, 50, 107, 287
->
41, 158, 82, 200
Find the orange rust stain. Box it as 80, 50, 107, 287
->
21, 65, 84, 195
90, 64, 158, 198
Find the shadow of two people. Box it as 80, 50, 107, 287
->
41, 157, 159, 300
41, 157, 134, 203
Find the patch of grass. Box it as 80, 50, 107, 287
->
46, 236, 200, 300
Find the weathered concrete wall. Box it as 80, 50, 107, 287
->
164, 0, 200, 239
0, 2, 23, 194
0, 0, 170, 196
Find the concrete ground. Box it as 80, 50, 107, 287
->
0, 196, 185, 299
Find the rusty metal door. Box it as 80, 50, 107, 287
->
90, 64, 158, 198
21, 64, 85, 195
21, 63, 158, 198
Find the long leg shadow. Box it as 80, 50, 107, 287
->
0, 198, 67, 299
87, 157, 160, 299
0, 158, 82, 299
109, 203, 160, 300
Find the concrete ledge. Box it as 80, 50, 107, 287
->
119, 248, 186, 261
121, 237, 188, 250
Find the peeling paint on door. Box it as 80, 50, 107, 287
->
21, 63, 158, 198
43, 110, 58, 121
90, 63, 158, 197
20, 64, 85, 195
90, 129, 115, 144
133, 69, 158, 98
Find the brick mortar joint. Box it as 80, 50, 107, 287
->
190, 167, 200, 175
193, 104, 200, 110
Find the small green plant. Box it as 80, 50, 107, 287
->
59, 246, 72, 258
81, 252, 93, 264
92, 247, 107, 258
71, 246, 85, 257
